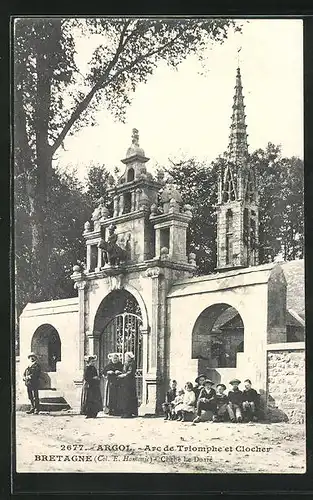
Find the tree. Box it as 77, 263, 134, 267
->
250, 143, 304, 262
165, 158, 218, 275
85, 163, 115, 207
14, 17, 239, 299
15, 168, 91, 319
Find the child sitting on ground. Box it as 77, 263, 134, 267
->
175, 382, 196, 422
212, 383, 229, 422
192, 379, 216, 424
172, 388, 185, 420
227, 379, 243, 423
162, 379, 177, 420
242, 379, 260, 422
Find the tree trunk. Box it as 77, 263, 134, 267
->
28, 49, 54, 298
15, 50, 53, 301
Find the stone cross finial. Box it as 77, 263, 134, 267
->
132, 128, 139, 146
237, 46, 242, 67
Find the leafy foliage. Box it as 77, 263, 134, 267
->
165, 159, 218, 275
85, 163, 115, 207
15, 168, 90, 318
251, 143, 304, 262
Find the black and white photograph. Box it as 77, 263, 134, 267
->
14, 17, 305, 475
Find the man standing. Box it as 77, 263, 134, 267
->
23, 353, 41, 414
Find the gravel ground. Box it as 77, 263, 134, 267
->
15, 410, 306, 474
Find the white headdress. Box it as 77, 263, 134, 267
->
108, 352, 122, 361
84, 354, 97, 362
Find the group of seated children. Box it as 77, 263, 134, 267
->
162, 375, 260, 424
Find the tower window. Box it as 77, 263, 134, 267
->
123, 192, 132, 214
245, 171, 254, 202
127, 168, 134, 182
223, 167, 236, 202
225, 209, 233, 265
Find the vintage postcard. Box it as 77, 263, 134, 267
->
14, 17, 305, 476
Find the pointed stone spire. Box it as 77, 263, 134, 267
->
228, 66, 249, 164
216, 62, 259, 271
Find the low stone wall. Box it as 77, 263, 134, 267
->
266, 343, 305, 424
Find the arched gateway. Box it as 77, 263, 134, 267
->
31, 324, 61, 372
73, 129, 195, 414
93, 289, 144, 404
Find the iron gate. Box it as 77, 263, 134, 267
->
101, 313, 143, 405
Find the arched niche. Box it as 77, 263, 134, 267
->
31, 324, 61, 372
192, 303, 244, 372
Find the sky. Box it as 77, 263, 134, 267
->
56, 19, 303, 181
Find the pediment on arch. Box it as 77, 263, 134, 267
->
20, 297, 79, 318
167, 262, 282, 298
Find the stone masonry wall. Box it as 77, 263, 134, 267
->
267, 347, 305, 424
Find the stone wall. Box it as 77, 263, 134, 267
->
266, 343, 305, 424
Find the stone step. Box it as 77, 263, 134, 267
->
38, 389, 63, 398
39, 401, 71, 411
38, 388, 71, 411
39, 396, 68, 404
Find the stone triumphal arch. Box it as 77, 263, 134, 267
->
17, 67, 305, 421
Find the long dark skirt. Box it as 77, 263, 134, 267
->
80, 380, 103, 417
119, 377, 138, 417
105, 376, 122, 415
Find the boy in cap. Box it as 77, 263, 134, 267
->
242, 379, 260, 422
212, 383, 229, 422
162, 379, 177, 420
192, 379, 216, 424
23, 353, 42, 414
193, 374, 206, 402
227, 379, 243, 423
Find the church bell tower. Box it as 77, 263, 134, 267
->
216, 66, 259, 270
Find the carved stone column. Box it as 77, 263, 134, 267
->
86, 330, 100, 362
74, 279, 88, 371
135, 188, 141, 210
95, 245, 102, 272
140, 326, 149, 409
86, 244, 91, 272
146, 267, 162, 370
141, 266, 164, 415
119, 194, 124, 216
113, 196, 119, 217
154, 228, 161, 259
131, 191, 136, 211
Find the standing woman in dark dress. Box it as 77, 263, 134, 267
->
101, 353, 123, 415
118, 351, 138, 418
80, 355, 103, 419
